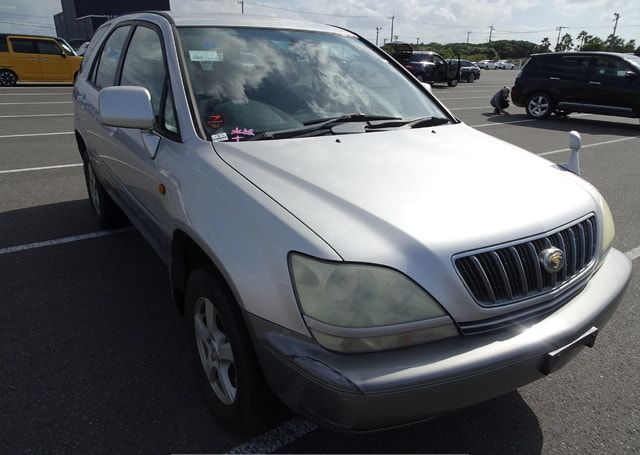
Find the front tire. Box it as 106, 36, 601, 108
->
467, 72, 475, 83
0, 69, 17, 87
526, 93, 554, 119
185, 269, 276, 431
447, 78, 459, 87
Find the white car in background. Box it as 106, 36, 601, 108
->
496, 60, 516, 69
476, 59, 496, 69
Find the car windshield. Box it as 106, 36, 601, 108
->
179, 27, 446, 141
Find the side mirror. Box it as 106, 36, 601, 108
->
421, 82, 433, 94
625, 71, 637, 80
99, 86, 154, 130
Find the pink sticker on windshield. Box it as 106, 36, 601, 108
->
231, 127, 255, 142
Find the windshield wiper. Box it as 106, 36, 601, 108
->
405, 116, 451, 128
303, 113, 401, 126
247, 114, 402, 141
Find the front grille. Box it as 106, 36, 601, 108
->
455, 216, 598, 307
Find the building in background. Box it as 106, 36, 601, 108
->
54, 0, 170, 47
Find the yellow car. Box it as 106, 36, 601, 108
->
0, 34, 82, 86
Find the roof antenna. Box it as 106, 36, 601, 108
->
561, 131, 581, 175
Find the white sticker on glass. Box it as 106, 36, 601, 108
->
211, 133, 229, 142
189, 50, 223, 62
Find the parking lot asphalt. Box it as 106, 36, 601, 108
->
1, 71, 639, 454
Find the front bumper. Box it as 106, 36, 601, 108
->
249, 248, 631, 432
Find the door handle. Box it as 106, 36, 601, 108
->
588, 81, 602, 85
549, 77, 560, 80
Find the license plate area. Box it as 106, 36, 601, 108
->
539, 326, 598, 376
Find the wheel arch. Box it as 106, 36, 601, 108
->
170, 229, 240, 316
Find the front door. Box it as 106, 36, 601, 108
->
8, 37, 41, 81
432, 54, 447, 82
35, 39, 70, 82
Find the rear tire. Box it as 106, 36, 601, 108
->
525, 93, 554, 119
83, 160, 127, 228
0, 69, 17, 87
185, 269, 278, 432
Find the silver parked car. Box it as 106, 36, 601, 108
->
73, 12, 631, 432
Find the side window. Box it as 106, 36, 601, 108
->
93, 26, 131, 89
36, 40, 62, 55
9, 38, 37, 54
433, 55, 445, 66
594, 57, 631, 78
558, 56, 592, 79
81, 26, 109, 77
120, 26, 167, 119
0, 37, 7, 53
163, 88, 179, 135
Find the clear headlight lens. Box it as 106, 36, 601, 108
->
289, 254, 459, 353
599, 196, 615, 255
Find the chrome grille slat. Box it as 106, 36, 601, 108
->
455, 216, 598, 307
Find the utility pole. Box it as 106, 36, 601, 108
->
238, 0, 244, 14
466, 31, 471, 43
488, 25, 494, 43
388, 14, 395, 43
375, 27, 382, 46
555, 26, 564, 50
613, 12, 620, 36
416, 37, 420, 45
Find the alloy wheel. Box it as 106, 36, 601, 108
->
528, 96, 550, 118
194, 297, 237, 405
0, 70, 17, 87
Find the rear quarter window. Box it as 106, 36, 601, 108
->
0, 36, 7, 52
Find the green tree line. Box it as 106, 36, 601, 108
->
386, 35, 638, 61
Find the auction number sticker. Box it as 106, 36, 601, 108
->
189, 50, 224, 62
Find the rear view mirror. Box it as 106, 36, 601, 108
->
99, 86, 154, 130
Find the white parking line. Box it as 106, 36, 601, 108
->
0, 113, 73, 119
225, 418, 317, 454
0, 228, 132, 256
538, 136, 640, 156
449, 106, 489, 110
0, 131, 74, 139
625, 246, 640, 261
0, 101, 72, 105
470, 114, 592, 128
438, 96, 488, 100
0, 163, 82, 174
0, 93, 71, 96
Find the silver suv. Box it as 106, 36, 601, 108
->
73, 12, 631, 432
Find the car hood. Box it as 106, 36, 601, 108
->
213, 123, 600, 319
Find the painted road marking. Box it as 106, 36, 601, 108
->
625, 246, 640, 261
0, 131, 74, 139
539, 136, 640, 156
438, 96, 488, 100
0, 163, 82, 174
0, 101, 72, 105
0, 113, 73, 118
0, 93, 71, 96
0, 228, 133, 256
225, 418, 317, 454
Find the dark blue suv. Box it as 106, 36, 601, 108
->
511, 52, 640, 119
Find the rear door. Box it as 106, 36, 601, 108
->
8, 37, 41, 81
34, 38, 69, 81
554, 55, 593, 105
586, 56, 639, 110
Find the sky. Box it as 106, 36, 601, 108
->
0, 0, 637, 47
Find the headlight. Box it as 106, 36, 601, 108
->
599, 196, 615, 255
289, 253, 459, 353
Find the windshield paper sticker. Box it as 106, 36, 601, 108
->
231, 127, 255, 142
189, 50, 223, 62
206, 114, 224, 128
211, 133, 229, 142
